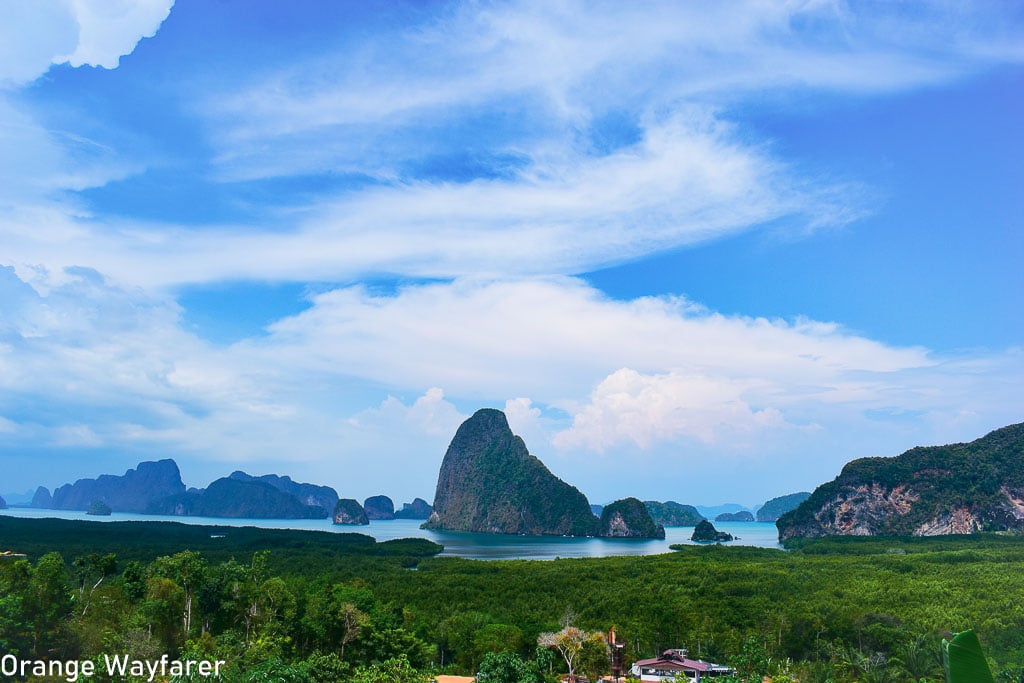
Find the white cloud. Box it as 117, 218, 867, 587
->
0, 0, 173, 87
0, 113, 851, 289
209, 0, 1024, 179
552, 369, 791, 451
57, 0, 173, 69
53, 424, 103, 447
349, 388, 466, 439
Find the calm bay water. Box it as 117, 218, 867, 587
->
0, 508, 782, 560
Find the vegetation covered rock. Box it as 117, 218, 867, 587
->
599, 498, 665, 538
716, 510, 754, 522
150, 478, 327, 519
394, 498, 433, 519
86, 500, 112, 516
643, 500, 704, 526
690, 519, 733, 542
424, 408, 599, 536
364, 495, 396, 520
228, 471, 338, 517
777, 423, 1024, 540
334, 498, 370, 525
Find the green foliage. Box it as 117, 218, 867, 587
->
778, 422, 1024, 537
86, 499, 112, 515
4, 517, 1024, 682
350, 655, 431, 683
477, 651, 543, 683
944, 630, 995, 683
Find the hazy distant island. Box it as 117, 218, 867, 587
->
363, 495, 395, 520
643, 500, 705, 526
86, 500, 111, 516
394, 498, 433, 519
756, 492, 811, 522
716, 510, 755, 522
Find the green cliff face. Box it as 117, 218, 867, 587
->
423, 409, 600, 536
778, 422, 1024, 541
600, 498, 665, 538
333, 498, 370, 525
691, 519, 733, 542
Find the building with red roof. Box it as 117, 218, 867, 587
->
629, 649, 735, 682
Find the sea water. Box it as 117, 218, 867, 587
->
0, 508, 782, 560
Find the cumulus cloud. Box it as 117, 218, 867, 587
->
0, 0, 173, 86
349, 388, 466, 439
552, 369, 791, 451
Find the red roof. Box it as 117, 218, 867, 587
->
634, 658, 712, 672
634, 651, 720, 673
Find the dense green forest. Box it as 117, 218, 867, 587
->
2, 516, 1023, 682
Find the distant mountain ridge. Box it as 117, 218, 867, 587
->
778, 423, 1024, 540
228, 471, 338, 516
148, 477, 327, 519
49, 460, 186, 513
34, 461, 336, 520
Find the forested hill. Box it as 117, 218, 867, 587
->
778, 422, 1024, 540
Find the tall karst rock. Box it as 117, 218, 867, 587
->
423, 408, 600, 536
50, 459, 186, 513
778, 423, 1024, 541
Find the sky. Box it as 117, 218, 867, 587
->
1, 0, 1022, 509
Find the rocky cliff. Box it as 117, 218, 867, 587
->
31, 486, 52, 508
777, 423, 1024, 540
394, 498, 432, 519
149, 478, 327, 519
691, 519, 733, 542
423, 408, 600, 536
599, 498, 665, 538
756, 492, 811, 522
0, 495, 6, 509
334, 498, 370, 525
228, 471, 338, 517
364, 495, 395, 520
50, 460, 186, 513
644, 500, 704, 526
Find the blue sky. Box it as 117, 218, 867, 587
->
0, 0, 1022, 508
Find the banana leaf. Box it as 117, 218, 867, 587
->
943, 629, 994, 683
